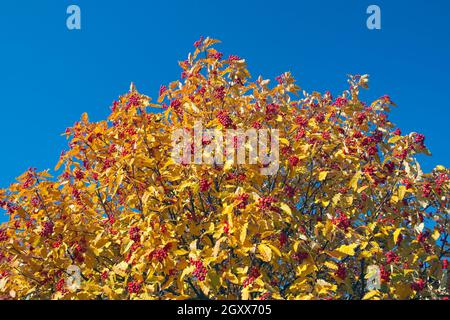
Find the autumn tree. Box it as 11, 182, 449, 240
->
0, 38, 448, 300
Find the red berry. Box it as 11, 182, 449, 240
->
199, 179, 211, 192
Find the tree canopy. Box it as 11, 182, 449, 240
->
0, 38, 448, 300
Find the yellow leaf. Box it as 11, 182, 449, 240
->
335, 243, 358, 256
324, 261, 338, 270
241, 287, 250, 300
81, 112, 89, 123
257, 244, 272, 262
363, 290, 380, 300
345, 195, 354, 205
240, 223, 248, 244
394, 283, 413, 299
332, 193, 341, 205
393, 228, 403, 244
198, 281, 210, 296
398, 185, 407, 201
223, 159, 234, 172
223, 204, 234, 228
189, 240, 197, 251
349, 171, 362, 191
279, 202, 292, 216
181, 266, 195, 281
268, 244, 282, 257
0, 278, 7, 291
388, 135, 402, 144
318, 171, 328, 181
173, 249, 189, 256
432, 230, 440, 241
322, 220, 334, 240
113, 261, 129, 277
391, 195, 399, 203
111, 170, 125, 197
297, 263, 315, 278
357, 185, 368, 193
316, 279, 337, 295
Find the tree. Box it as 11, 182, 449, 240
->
0, 38, 448, 300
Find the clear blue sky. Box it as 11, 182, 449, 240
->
0, 0, 449, 190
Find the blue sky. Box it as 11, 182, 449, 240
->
0, 0, 449, 190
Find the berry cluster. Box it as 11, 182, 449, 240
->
315, 112, 325, 123
208, 51, 223, 60
190, 258, 207, 281
332, 97, 348, 107
127, 93, 140, 108
414, 133, 426, 148
334, 263, 347, 280
275, 74, 284, 84
321, 131, 331, 140
55, 278, 67, 293
395, 233, 404, 246
149, 244, 171, 263
101, 271, 109, 280
170, 99, 183, 116
265, 103, 279, 118
129, 226, 141, 243
284, 185, 295, 198
279, 232, 288, 247
223, 221, 230, 235
259, 291, 272, 300
332, 210, 351, 231
0, 229, 8, 242
293, 251, 308, 263
40, 221, 54, 238
213, 86, 226, 100
159, 85, 167, 97
74, 169, 84, 180
228, 55, 241, 61
288, 155, 299, 167
393, 128, 402, 135
384, 161, 395, 174
22, 168, 36, 189
193, 36, 204, 48
355, 112, 367, 125
295, 116, 308, 127
30, 196, 41, 208
380, 265, 390, 283
258, 196, 277, 211
217, 110, 233, 128
252, 121, 262, 129
411, 279, 426, 292
199, 179, 211, 192
236, 193, 249, 209
385, 251, 400, 264
72, 239, 87, 263
417, 231, 429, 243
421, 182, 432, 198
127, 280, 142, 294
243, 267, 260, 288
